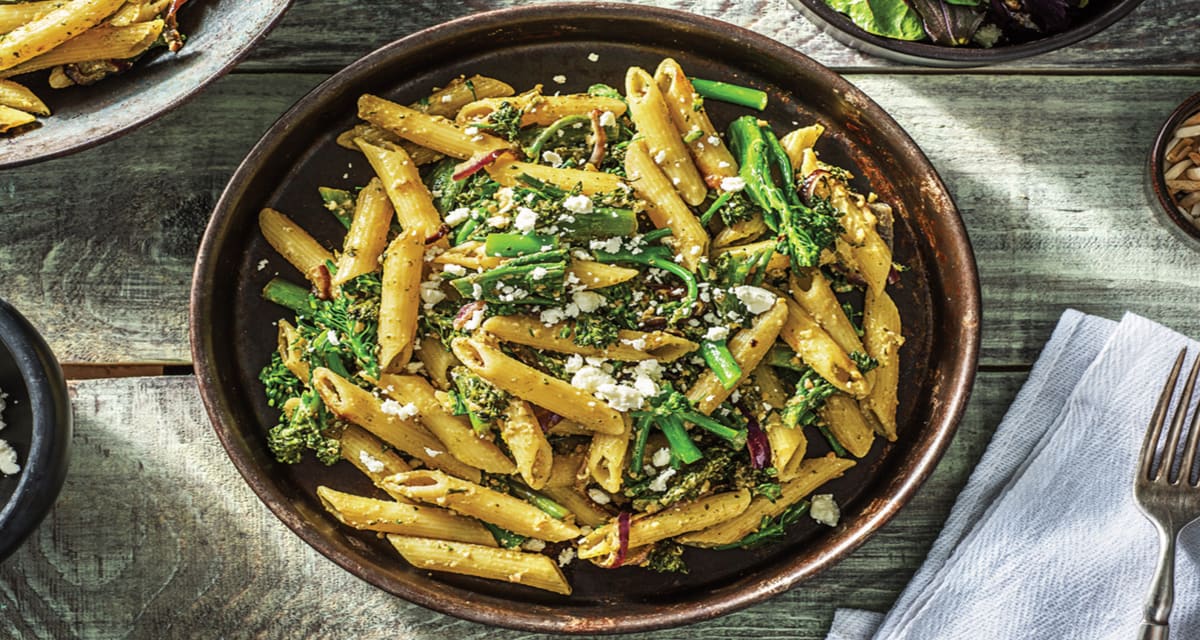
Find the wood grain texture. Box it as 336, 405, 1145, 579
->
246, 0, 1200, 73
4, 73, 1199, 365
0, 372, 1021, 639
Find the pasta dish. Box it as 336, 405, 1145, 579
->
0, 0, 189, 133
255, 57, 904, 594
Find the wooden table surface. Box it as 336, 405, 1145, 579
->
2, 0, 1198, 637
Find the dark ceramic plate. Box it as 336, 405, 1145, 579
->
191, 4, 980, 633
789, 0, 1146, 67
0, 298, 71, 562
0, 0, 293, 169
1147, 92, 1200, 249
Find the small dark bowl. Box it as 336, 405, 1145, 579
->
0, 0, 293, 169
789, 0, 1147, 67
191, 3, 980, 633
0, 298, 71, 561
1148, 92, 1200, 249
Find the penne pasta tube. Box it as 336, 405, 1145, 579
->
333, 177, 394, 288
335, 124, 443, 166
780, 124, 825, 169
258, 208, 334, 286
624, 138, 708, 271
415, 336, 458, 390
679, 454, 854, 546
625, 66, 707, 206
711, 239, 789, 278
378, 230, 425, 373
788, 269, 864, 356
459, 93, 626, 127
276, 320, 309, 382
338, 424, 413, 502
388, 535, 571, 595
0, 79, 48, 116
383, 470, 581, 542
0, 104, 35, 133
687, 298, 788, 415
544, 449, 588, 489
540, 486, 611, 528
378, 374, 516, 475
830, 184, 891, 292
500, 399, 554, 489
753, 364, 807, 476
317, 486, 496, 546
311, 367, 481, 482
358, 93, 511, 160
714, 216, 768, 248
480, 315, 697, 362
107, 0, 169, 26
451, 337, 626, 435
432, 241, 503, 270
586, 414, 631, 493
862, 287, 904, 440
355, 139, 444, 237
567, 260, 639, 289
487, 158, 625, 195
653, 58, 738, 184
819, 393, 875, 458
423, 74, 516, 119
0, 0, 126, 72
1, 19, 162, 77
0, 1, 59, 34
577, 489, 752, 564
779, 297, 869, 398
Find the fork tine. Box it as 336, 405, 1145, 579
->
1159, 350, 1200, 483
1182, 391, 1200, 486
1141, 348, 1187, 481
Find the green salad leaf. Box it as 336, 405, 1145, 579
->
825, 0, 927, 41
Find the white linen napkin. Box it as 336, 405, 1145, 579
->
827, 310, 1200, 640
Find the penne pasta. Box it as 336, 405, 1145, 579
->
624, 138, 709, 271
0, 79, 49, 116
383, 470, 581, 542
687, 298, 788, 415
459, 92, 626, 127
653, 58, 738, 185
388, 535, 571, 595
487, 158, 624, 195
567, 260, 639, 289
259, 208, 334, 286
358, 93, 511, 160
276, 320, 309, 382
451, 337, 626, 435
480, 315, 697, 362
0, 0, 126, 72
0, 104, 34, 133
500, 399, 554, 489
337, 424, 414, 502
317, 486, 496, 546
377, 230, 425, 373
355, 139, 444, 237
585, 414, 631, 493
625, 66, 707, 205
778, 297, 869, 398
819, 393, 875, 458
780, 123, 825, 169
541, 486, 612, 528
415, 336, 458, 390
862, 287, 904, 440
1, 19, 163, 78
333, 178, 394, 288
788, 269, 864, 356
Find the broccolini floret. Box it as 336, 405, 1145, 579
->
450, 366, 511, 432
473, 101, 523, 141
781, 367, 836, 429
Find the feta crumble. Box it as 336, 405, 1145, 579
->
732, 285, 778, 314
587, 52, 600, 62
648, 467, 677, 493
562, 194, 593, 214
587, 488, 612, 505
380, 399, 419, 420
256, 259, 269, 271
810, 494, 840, 527
444, 207, 471, 226
572, 290, 605, 313
552, 74, 567, 84
651, 447, 671, 468
326, 330, 340, 346
514, 207, 539, 233
719, 176, 746, 192
541, 150, 563, 166
359, 451, 386, 474
704, 326, 730, 341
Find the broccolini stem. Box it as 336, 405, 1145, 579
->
660, 415, 704, 466
818, 424, 848, 458
262, 278, 312, 316
642, 228, 675, 243
594, 246, 698, 315
454, 214, 482, 245
484, 232, 559, 257
318, 187, 355, 230
524, 114, 590, 159
505, 480, 571, 520
766, 344, 806, 372
699, 190, 734, 225
482, 522, 527, 548
699, 339, 743, 390
628, 413, 654, 478
680, 411, 747, 449
690, 77, 768, 110
560, 206, 638, 240
449, 250, 567, 304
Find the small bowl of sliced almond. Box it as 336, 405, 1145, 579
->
1150, 92, 1200, 246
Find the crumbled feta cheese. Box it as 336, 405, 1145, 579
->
445, 207, 471, 226
405, 361, 425, 373
256, 259, 269, 271
810, 494, 840, 527
589, 237, 622, 253
599, 110, 616, 127
486, 215, 510, 228
326, 330, 340, 346
649, 467, 677, 493
464, 126, 479, 135
359, 451, 386, 474
420, 280, 446, 308
720, 176, 746, 192
461, 307, 485, 331
530, 266, 549, 280
380, 399, 419, 420
622, 337, 647, 351
704, 326, 730, 341
552, 74, 567, 84
558, 547, 576, 567
572, 290, 605, 313
653, 149, 667, 164
707, 135, 721, 146
587, 488, 612, 505
633, 374, 658, 397
732, 285, 778, 314
541, 150, 563, 166
540, 307, 568, 326
564, 354, 585, 373
563, 194, 593, 214
651, 447, 671, 468
635, 359, 663, 379
442, 263, 467, 276
587, 52, 600, 62
424, 447, 442, 458
514, 207, 539, 233
521, 538, 547, 552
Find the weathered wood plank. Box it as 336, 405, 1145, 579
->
0, 372, 1022, 639
248, 0, 1200, 73
2, 74, 1197, 364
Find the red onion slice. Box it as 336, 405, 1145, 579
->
452, 301, 486, 330
452, 149, 508, 181
801, 169, 831, 205
737, 402, 771, 470
610, 511, 631, 568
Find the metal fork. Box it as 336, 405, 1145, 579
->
1134, 348, 1200, 640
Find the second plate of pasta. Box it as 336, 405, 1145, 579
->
191, 3, 979, 634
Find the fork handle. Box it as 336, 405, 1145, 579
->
1138, 525, 1176, 640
